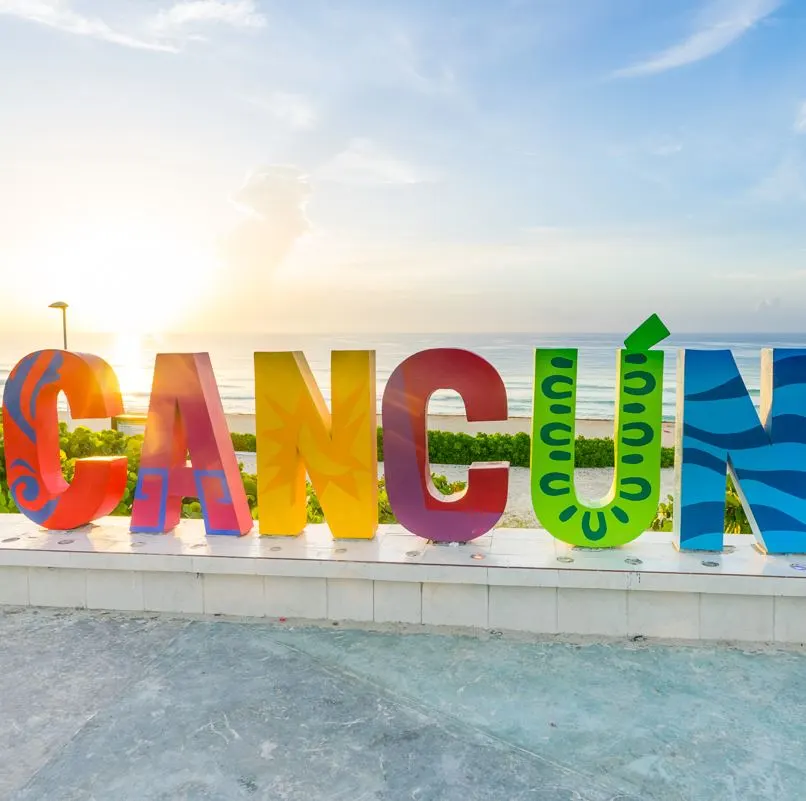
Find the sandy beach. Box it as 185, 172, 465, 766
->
63, 412, 675, 447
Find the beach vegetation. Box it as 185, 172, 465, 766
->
0, 424, 745, 531
650, 480, 751, 535
377, 428, 674, 469
97, 426, 675, 469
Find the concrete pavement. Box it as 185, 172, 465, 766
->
2, 608, 805, 800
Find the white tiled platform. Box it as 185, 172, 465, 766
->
2, 515, 806, 644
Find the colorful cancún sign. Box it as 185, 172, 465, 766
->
3, 314, 806, 555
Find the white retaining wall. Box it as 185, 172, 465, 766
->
2, 517, 806, 644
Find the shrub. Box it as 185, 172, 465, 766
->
234, 427, 674, 468
231, 432, 256, 452
650, 478, 750, 534
423, 430, 673, 470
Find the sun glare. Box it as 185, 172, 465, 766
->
109, 332, 154, 408
18, 221, 217, 334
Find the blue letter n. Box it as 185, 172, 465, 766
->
675, 349, 806, 554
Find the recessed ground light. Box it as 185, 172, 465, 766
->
131, 542, 145, 548
334, 548, 348, 554
701, 560, 719, 568
723, 545, 736, 554
557, 556, 574, 563
190, 543, 207, 549
57, 539, 74, 545
790, 563, 806, 572
1, 536, 20, 543
269, 546, 282, 552
625, 557, 643, 565
405, 550, 421, 558
471, 553, 485, 560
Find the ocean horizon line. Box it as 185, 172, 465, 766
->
5, 329, 806, 340
2, 331, 784, 422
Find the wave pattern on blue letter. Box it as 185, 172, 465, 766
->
675, 349, 806, 554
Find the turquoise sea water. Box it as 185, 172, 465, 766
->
1, 332, 804, 421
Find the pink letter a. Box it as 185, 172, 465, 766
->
131, 353, 252, 536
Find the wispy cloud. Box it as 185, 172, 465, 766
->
223, 165, 311, 275
0, 0, 177, 51
613, 0, 781, 78
0, 0, 265, 52
386, 30, 457, 97
316, 138, 438, 185
152, 0, 266, 32
756, 296, 783, 319
243, 92, 317, 131
650, 139, 684, 157
795, 101, 806, 134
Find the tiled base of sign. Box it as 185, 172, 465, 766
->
2, 516, 806, 644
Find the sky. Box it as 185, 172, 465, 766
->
1, 0, 805, 335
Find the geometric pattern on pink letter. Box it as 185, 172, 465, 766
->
130, 353, 252, 536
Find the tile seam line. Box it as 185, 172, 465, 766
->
7, 612, 194, 797
261, 634, 640, 800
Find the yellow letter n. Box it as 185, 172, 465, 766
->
254, 351, 377, 539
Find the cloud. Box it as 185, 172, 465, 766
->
243, 92, 317, 131
795, 101, 806, 134
757, 296, 782, 314
316, 139, 437, 185
613, 0, 780, 78
0, 0, 177, 51
152, 0, 266, 32
0, 0, 265, 51
222, 166, 312, 278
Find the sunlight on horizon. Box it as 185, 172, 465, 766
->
109, 332, 155, 405
16, 221, 219, 335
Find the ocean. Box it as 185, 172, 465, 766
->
1, 332, 803, 421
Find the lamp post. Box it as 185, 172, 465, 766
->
48, 301, 68, 350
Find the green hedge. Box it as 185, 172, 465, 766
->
412, 430, 675, 469
378, 429, 674, 467
230, 428, 674, 469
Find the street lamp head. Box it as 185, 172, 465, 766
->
48, 301, 69, 350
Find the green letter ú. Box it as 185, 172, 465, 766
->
530, 314, 669, 548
